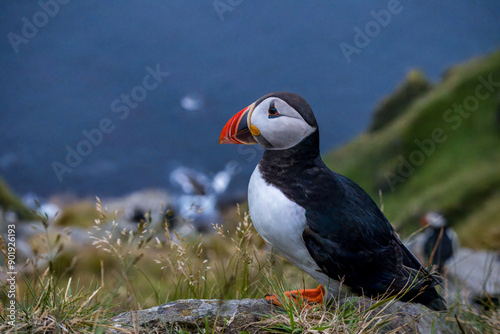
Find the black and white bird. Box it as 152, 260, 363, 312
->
219, 92, 446, 311
421, 212, 459, 273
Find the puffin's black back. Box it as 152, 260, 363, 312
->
258, 128, 446, 311
424, 227, 454, 272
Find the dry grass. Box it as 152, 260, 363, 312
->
258, 299, 402, 333
1, 200, 499, 333
0, 201, 278, 332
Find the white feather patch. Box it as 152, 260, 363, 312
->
248, 166, 348, 295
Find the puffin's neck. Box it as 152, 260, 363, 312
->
259, 130, 320, 170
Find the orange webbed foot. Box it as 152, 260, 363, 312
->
266, 285, 325, 308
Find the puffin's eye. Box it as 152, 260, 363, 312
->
268, 103, 279, 118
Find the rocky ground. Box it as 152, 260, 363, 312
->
106, 246, 500, 333
2, 189, 499, 333
108, 297, 449, 334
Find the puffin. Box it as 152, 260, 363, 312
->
421, 212, 459, 273
219, 92, 446, 311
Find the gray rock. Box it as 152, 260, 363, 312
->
446, 248, 500, 300
108, 297, 451, 334
406, 234, 500, 304
109, 298, 272, 333
337, 297, 450, 334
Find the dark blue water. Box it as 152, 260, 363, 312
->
1, 1, 499, 198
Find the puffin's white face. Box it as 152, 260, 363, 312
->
248, 97, 317, 150
423, 212, 446, 228
219, 94, 317, 150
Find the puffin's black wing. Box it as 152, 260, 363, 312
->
300, 160, 445, 309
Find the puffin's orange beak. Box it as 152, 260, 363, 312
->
420, 216, 428, 227
219, 104, 258, 145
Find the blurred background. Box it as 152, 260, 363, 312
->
1, 1, 499, 198
1, 2, 500, 329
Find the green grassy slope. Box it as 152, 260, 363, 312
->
324, 50, 500, 250
0, 175, 35, 220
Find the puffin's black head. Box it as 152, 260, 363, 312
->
219, 92, 318, 150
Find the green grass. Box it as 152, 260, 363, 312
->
1, 201, 499, 333
324, 50, 500, 249
0, 175, 35, 220
256, 274, 412, 333
0, 203, 282, 332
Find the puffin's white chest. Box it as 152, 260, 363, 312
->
248, 166, 328, 282
248, 166, 307, 259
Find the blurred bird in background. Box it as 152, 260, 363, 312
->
421, 212, 460, 273
169, 163, 237, 232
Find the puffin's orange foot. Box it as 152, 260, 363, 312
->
266, 285, 325, 308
